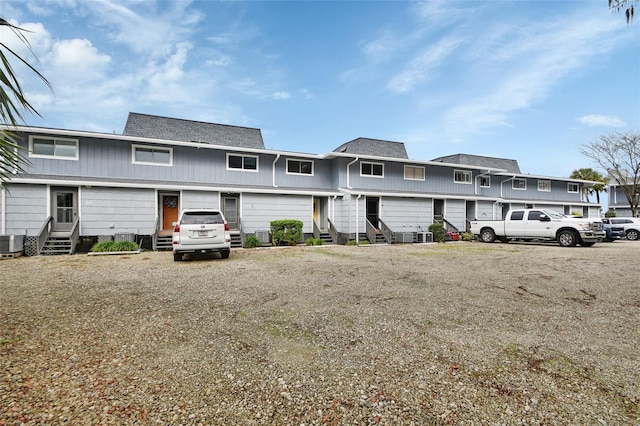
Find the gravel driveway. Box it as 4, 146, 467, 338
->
1, 241, 639, 425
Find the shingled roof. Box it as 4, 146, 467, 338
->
431, 153, 521, 173
122, 112, 265, 149
333, 137, 409, 159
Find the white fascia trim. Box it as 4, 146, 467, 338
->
10, 177, 341, 197
338, 187, 500, 202
493, 172, 601, 185
3, 125, 324, 159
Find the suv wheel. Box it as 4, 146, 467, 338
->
220, 250, 230, 259
173, 253, 183, 261
626, 229, 640, 240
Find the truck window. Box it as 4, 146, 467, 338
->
510, 211, 524, 220
527, 210, 545, 221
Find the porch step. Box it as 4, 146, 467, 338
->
230, 233, 242, 248
41, 236, 73, 255
318, 232, 334, 244
156, 235, 173, 251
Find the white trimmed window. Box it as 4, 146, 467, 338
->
29, 136, 78, 160
537, 180, 551, 192
513, 178, 527, 190
479, 176, 491, 188
361, 161, 384, 177
454, 170, 472, 184
568, 183, 579, 193
404, 165, 425, 181
287, 159, 314, 175
132, 144, 172, 166
227, 153, 258, 171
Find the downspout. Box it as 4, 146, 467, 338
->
346, 157, 359, 189
475, 169, 492, 195
499, 176, 516, 199
1, 186, 5, 234
272, 154, 281, 187
355, 194, 362, 244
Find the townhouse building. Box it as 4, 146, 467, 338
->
0, 112, 602, 255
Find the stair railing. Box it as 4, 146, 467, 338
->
443, 217, 459, 233
237, 216, 244, 247
37, 216, 53, 255
328, 218, 338, 244
69, 217, 80, 254
152, 216, 160, 251
312, 220, 320, 239
365, 219, 377, 244
378, 218, 393, 243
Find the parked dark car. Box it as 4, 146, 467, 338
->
601, 218, 640, 241
603, 223, 626, 242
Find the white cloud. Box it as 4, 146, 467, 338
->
387, 37, 463, 94
577, 115, 627, 127
272, 91, 291, 100
47, 39, 111, 78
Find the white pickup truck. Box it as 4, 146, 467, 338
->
468, 209, 605, 247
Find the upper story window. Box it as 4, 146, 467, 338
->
513, 178, 527, 190
567, 183, 579, 193
227, 153, 258, 171
132, 144, 172, 166
479, 176, 491, 188
537, 180, 551, 192
454, 170, 472, 184
361, 161, 384, 177
29, 136, 78, 160
287, 159, 314, 175
404, 165, 425, 181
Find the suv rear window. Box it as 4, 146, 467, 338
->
181, 212, 223, 225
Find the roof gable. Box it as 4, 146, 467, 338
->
123, 112, 265, 149
333, 137, 408, 159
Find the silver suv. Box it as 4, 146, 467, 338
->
601, 217, 640, 241
172, 209, 231, 261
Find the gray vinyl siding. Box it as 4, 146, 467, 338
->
476, 201, 496, 220
380, 197, 433, 232
275, 157, 333, 189
241, 193, 312, 234
180, 190, 219, 210
2, 184, 47, 235
445, 199, 466, 231
81, 187, 155, 235
332, 194, 353, 232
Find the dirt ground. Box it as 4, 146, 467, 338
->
1, 240, 639, 424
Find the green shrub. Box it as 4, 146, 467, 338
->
270, 219, 303, 246
90, 241, 138, 252
305, 237, 325, 246
243, 234, 261, 248
460, 231, 475, 241
346, 239, 358, 246
428, 223, 446, 243
605, 209, 617, 218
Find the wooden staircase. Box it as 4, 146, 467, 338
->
230, 232, 242, 248
41, 235, 73, 255
318, 231, 334, 244
156, 235, 173, 251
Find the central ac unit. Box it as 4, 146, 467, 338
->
0, 235, 24, 253
255, 230, 271, 245
396, 232, 414, 243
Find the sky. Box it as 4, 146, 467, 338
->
1, 0, 639, 185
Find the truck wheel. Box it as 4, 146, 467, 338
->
626, 229, 639, 240
557, 230, 577, 247
480, 228, 496, 243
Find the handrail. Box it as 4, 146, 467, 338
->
69, 217, 80, 254
237, 216, 244, 246
152, 215, 160, 251
328, 218, 338, 244
365, 219, 377, 244
443, 217, 459, 233
312, 220, 320, 239
378, 218, 393, 243
37, 216, 53, 254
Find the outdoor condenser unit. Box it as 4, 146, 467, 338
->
417, 232, 433, 243
396, 232, 414, 243
255, 230, 271, 245
0, 235, 24, 253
